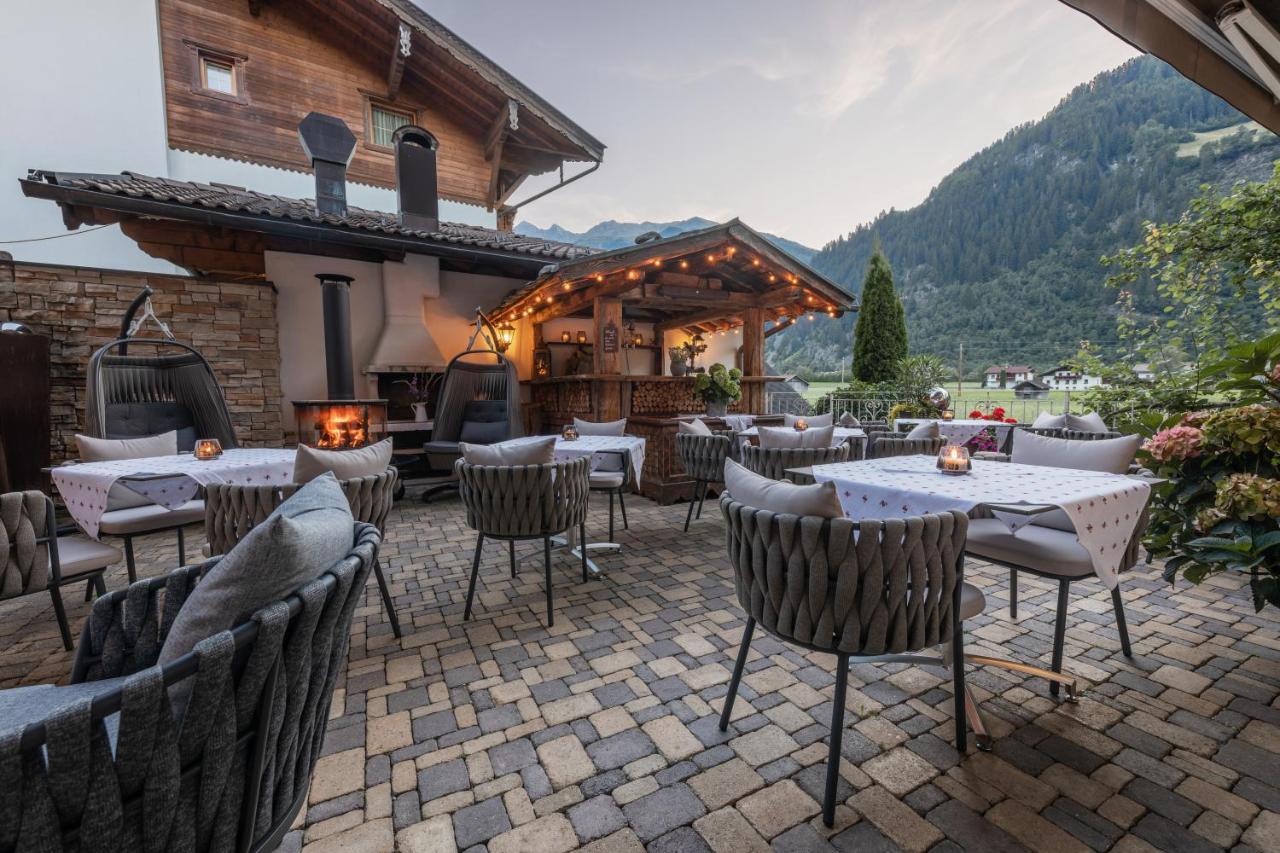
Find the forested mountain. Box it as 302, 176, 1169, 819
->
515, 217, 818, 263
769, 56, 1280, 378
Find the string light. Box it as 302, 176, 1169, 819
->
562, 282, 571, 290
706, 253, 716, 263
652, 259, 662, 267
768, 274, 776, 282
752, 258, 760, 267
679, 260, 689, 270
594, 274, 604, 282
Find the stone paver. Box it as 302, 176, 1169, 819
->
5, 488, 1276, 853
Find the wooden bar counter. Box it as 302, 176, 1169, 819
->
526, 374, 784, 504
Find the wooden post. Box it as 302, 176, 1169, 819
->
594, 297, 623, 420
741, 307, 764, 413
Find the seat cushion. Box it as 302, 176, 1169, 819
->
56, 536, 121, 576
97, 500, 205, 535
965, 518, 1094, 577
758, 425, 835, 449
458, 419, 509, 444
1032, 411, 1067, 430
423, 440, 461, 456
1012, 429, 1139, 474
906, 420, 941, 440
785, 413, 833, 428
589, 471, 626, 489
677, 418, 713, 436
1065, 411, 1109, 433
460, 436, 556, 467
959, 582, 986, 621
158, 473, 354, 666
104, 402, 197, 450
293, 437, 393, 484
724, 459, 843, 518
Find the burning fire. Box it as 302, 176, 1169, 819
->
311, 405, 370, 449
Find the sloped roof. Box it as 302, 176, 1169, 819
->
21, 170, 597, 264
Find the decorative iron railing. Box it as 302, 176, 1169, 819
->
765, 391, 1071, 424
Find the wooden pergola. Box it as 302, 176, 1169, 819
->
492, 219, 855, 416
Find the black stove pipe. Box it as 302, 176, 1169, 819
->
317, 273, 355, 399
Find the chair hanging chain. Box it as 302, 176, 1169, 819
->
126, 295, 176, 341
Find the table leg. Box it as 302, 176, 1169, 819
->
551, 524, 620, 578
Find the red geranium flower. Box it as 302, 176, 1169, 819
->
968, 409, 983, 419
1004, 418, 1017, 424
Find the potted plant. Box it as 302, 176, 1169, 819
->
693, 363, 742, 418
669, 346, 689, 377
395, 373, 431, 422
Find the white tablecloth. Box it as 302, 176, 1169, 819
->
52, 448, 297, 539
506, 436, 647, 486
738, 426, 868, 452
811, 456, 1150, 588
894, 418, 1018, 447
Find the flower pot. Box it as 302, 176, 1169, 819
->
670, 359, 688, 377
705, 400, 728, 418
412, 402, 429, 422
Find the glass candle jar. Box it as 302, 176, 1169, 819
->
194, 438, 223, 460
936, 443, 971, 475
793, 418, 808, 432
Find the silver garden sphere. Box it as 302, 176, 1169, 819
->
927, 387, 951, 412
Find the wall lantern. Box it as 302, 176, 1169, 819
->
495, 322, 516, 352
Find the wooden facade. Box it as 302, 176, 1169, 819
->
156, 0, 603, 214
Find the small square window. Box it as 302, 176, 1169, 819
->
201, 56, 236, 95
370, 104, 413, 147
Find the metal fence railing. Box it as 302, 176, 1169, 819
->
766, 392, 1070, 424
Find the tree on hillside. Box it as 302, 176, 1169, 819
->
851, 249, 908, 382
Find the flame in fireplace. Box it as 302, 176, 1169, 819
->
312, 405, 370, 449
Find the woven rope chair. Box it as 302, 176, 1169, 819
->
202, 470, 402, 638
457, 457, 590, 627
740, 443, 850, 485
1017, 426, 1065, 440
1, 491, 119, 650
868, 435, 946, 459
0, 523, 380, 853
1062, 429, 1123, 441
675, 433, 731, 532
718, 498, 973, 826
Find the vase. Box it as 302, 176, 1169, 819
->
705, 400, 728, 418
670, 359, 688, 377
412, 402, 429, 422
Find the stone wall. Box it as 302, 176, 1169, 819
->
0, 260, 284, 462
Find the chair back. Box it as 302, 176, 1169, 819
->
721, 496, 967, 655
431, 350, 521, 444
456, 457, 590, 538
741, 444, 850, 485
868, 435, 946, 459
676, 433, 731, 482
0, 491, 55, 599
1063, 429, 1123, 441
204, 469, 398, 556
1018, 426, 1064, 439
0, 523, 380, 853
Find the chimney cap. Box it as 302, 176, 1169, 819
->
298, 112, 357, 166
393, 125, 439, 150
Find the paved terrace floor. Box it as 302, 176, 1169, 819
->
2, 491, 1279, 853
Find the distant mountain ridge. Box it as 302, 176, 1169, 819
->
515, 217, 818, 264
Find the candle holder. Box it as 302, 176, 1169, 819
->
936, 444, 971, 475
576, 331, 588, 345
560, 331, 571, 344
194, 438, 223, 461
793, 418, 808, 432
942, 409, 955, 422
561, 424, 579, 441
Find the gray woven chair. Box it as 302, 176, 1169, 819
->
457, 457, 590, 627
202, 469, 402, 638
718, 498, 976, 827
1017, 426, 1065, 439
587, 450, 635, 542
675, 433, 731, 532
1, 491, 120, 650
0, 523, 380, 853
868, 435, 946, 459
740, 443, 850, 485
1062, 429, 1122, 441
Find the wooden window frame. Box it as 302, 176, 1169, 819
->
185, 40, 249, 105
362, 94, 416, 152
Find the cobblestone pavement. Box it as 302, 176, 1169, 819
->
3, 490, 1279, 853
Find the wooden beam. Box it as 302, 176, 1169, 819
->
765, 318, 798, 339
485, 99, 520, 160
520, 275, 637, 324
654, 305, 745, 333
741, 306, 765, 412
387, 22, 411, 99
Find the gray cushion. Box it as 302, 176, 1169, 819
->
293, 437, 393, 484
105, 402, 197, 450
575, 418, 627, 436
906, 420, 941, 440
1065, 411, 1109, 433
158, 473, 354, 666
589, 471, 626, 489
784, 413, 832, 428
1011, 429, 1139, 474
458, 419, 509, 444
56, 536, 121, 576
838, 413, 860, 427
758, 425, 835, 449
965, 518, 1094, 577
724, 459, 843, 518
1032, 411, 1067, 430
460, 437, 556, 466
97, 500, 205, 535
76, 430, 177, 462
677, 418, 712, 436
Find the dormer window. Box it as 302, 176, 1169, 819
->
185, 40, 248, 104
367, 100, 414, 148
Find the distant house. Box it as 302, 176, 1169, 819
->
1041, 366, 1106, 390
1133, 363, 1155, 381
1013, 379, 1050, 399
983, 364, 1034, 389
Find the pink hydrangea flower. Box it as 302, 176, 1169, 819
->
1143, 425, 1204, 464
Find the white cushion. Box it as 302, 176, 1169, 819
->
55, 536, 121, 576
1011, 429, 1138, 474
965, 518, 1094, 577
98, 500, 205, 535
589, 471, 626, 489
677, 418, 713, 436
758, 425, 835, 449
460, 436, 556, 466
723, 459, 843, 518
76, 431, 177, 462
1032, 412, 1067, 430
784, 413, 833, 428
1065, 411, 1110, 433
838, 413, 860, 427
574, 418, 626, 436
906, 421, 941, 440
293, 438, 393, 484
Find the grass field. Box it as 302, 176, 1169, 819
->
800, 380, 1070, 411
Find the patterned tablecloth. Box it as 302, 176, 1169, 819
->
894, 418, 1018, 447
506, 436, 647, 486
52, 448, 297, 539
738, 426, 868, 452
810, 455, 1150, 588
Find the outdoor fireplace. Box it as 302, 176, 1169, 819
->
292, 271, 388, 448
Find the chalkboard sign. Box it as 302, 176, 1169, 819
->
602, 321, 619, 353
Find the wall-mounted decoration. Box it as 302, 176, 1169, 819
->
602, 321, 619, 353
533, 344, 552, 379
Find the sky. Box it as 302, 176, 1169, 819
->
422, 0, 1138, 249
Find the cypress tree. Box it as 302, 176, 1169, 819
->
851, 249, 908, 382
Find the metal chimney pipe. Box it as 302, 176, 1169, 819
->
317, 273, 355, 399
298, 112, 357, 218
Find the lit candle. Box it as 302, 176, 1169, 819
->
793, 418, 808, 432
942, 410, 955, 421
937, 444, 970, 474
561, 331, 571, 343
194, 438, 222, 460
576, 331, 588, 345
